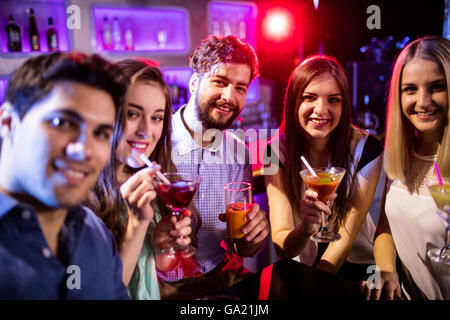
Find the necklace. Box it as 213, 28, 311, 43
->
410, 148, 437, 162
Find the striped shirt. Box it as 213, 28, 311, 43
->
159, 106, 252, 281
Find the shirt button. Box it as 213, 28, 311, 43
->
200, 193, 205, 199
21, 210, 31, 220
42, 247, 52, 258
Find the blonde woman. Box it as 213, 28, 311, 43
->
364, 36, 450, 300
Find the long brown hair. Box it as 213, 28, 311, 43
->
280, 55, 353, 230
84, 58, 175, 247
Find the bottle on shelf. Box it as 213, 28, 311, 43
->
238, 13, 246, 41
101, 16, 113, 51
46, 17, 58, 52
112, 17, 122, 50
222, 13, 232, 36
169, 75, 180, 106
123, 18, 134, 51
6, 15, 22, 52
28, 8, 40, 51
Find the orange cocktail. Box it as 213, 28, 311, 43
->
302, 172, 342, 203
224, 182, 253, 240
300, 167, 346, 243
226, 202, 251, 239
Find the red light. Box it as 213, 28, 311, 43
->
262, 8, 293, 41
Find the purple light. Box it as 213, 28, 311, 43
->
92, 5, 189, 53
0, 78, 7, 103
0, 1, 70, 53
209, 1, 257, 48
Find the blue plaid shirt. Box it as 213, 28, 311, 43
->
0, 192, 129, 299
167, 106, 253, 278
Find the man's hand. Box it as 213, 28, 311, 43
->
219, 203, 269, 256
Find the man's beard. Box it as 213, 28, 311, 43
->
196, 95, 240, 131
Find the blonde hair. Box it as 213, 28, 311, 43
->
384, 36, 450, 181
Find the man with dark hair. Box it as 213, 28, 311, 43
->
0, 52, 129, 299
161, 35, 269, 298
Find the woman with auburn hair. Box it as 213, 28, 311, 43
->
363, 36, 449, 300
265, 55, 383, 281
85, 58, 197, 299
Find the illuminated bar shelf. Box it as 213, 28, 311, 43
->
208, 1, 259, 103
91, 4, 190, 54
208, 0, 257, 48
0, 0, 70, 55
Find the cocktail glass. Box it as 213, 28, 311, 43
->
300, 167, 346, 242
427, 177, 450, 265
224, 182, 253, 240
155, 172, 202, 258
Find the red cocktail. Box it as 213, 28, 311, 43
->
157, 181, 199, 213
155, 172, 202, 258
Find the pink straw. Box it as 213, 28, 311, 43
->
434, 162, 443, 186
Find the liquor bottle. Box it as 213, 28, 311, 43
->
46, 17, 58, 51
222, 13, 232, 36
6, 15, 22, 52
28, 8, 40, 51
101, 17, 113, 50
123, 18, 134, 51
112, 17, 121, 50
169, 75, 180, 106
238, 13, 246, 40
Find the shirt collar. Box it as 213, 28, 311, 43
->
0, 192, 21, 219
171, 106, 224, 159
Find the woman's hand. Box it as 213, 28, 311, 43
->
120, 167, 158, 222
153, 210, 193, 272
299, 190, 335, 235
360, 270, 403, 300
152, 210, 193, 252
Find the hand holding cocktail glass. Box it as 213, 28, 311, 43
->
427, 163, 450, 265
300, 156, 346, 242
139, 153, 201, 259
222, 182, 269, 248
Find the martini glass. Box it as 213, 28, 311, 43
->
427, 177, 450, 265
300, 167, 346, 242
154, 172, 202, 258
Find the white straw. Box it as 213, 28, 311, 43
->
300, 156, 318, 177
139, 153, 172, 185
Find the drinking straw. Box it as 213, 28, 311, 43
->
300, 156, 318, 177
139, 153, 172, 185
434, 162, 443, 186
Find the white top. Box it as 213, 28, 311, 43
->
385, 179, 449, 299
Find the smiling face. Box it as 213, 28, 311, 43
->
401, 58, 448, 141
193, 63, 251, 130
4, 82, 115, 209
115, 81, 166, 168
297, 72, 343, 143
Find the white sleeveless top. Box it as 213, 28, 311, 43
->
385, 156, 449, 299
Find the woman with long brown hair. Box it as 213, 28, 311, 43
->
265, 55, 383, 280
85, 58, 194, 299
